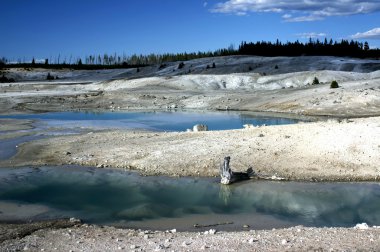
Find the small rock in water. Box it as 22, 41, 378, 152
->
69, 217, 80, 223
243, 224, 250, 228
170, 228, 177, 233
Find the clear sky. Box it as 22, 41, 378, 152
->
1, 0, 380, 61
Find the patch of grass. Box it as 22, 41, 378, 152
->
312, 77, 320, 85
158, 64, 167, 70
178, 62, 185, 69
0, 74, 15, 83
46, 73, 55, 80
330, 80, 339, 88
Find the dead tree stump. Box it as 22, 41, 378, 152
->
220, 156, 254, 185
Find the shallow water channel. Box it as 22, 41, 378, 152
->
1, 166, 379, 231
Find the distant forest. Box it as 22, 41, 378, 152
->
1, 39, 379, 70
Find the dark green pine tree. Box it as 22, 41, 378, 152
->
364, 41, 369, 51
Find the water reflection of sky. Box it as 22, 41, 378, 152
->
0, 166, 379, 230
0, 111, 301, 131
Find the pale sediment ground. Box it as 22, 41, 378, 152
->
2, 116, 380, 181
1, 221, 380, 251
1, 56, 380, 250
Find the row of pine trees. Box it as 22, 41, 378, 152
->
1, 39, 379, 69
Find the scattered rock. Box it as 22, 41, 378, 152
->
243, 124, 255, 129
182, 241, 191, 246
249, 238, 258, 244
354, 223, 369, 229
204, 229, 216, 235
271, 175, 286, 181
156, 244, 166, 250
193, 124, 208, 132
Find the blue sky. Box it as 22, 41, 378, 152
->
1, 0, 380, 61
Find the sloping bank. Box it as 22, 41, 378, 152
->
2, 116, 380, 182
